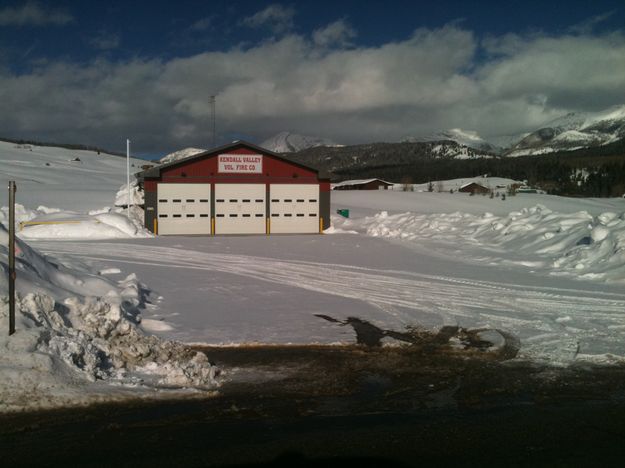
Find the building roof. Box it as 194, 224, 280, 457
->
332, 178, 394, 188
137, 140, 329, 180
459, 181, 489, 190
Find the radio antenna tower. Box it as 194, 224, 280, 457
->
209, 95, 216, 148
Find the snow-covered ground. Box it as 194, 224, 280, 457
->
0, 142, 217, 412
2, 143, 625, 412
30, 190, 625, 366
0, 140, 145, 210
0, 225, 218, 412
335, 182, 624, 218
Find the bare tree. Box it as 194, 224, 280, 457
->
400, 176, 414, 191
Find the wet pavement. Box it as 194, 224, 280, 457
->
2, 340, 625, 467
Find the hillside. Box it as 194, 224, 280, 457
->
0, 140, 146, 211
159, 147, 206, 164
261, 132, 339, 153
402, 128, 500, 153
0, 137, 125, 157
285, 137, 625, 197
285, 140, 494, 178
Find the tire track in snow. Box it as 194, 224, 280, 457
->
35, 241, 625, 363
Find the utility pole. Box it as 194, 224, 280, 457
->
209, 95, 216, 148
126, 139, 131, 219
8, 180, 16, 335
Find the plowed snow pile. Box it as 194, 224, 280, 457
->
0, 183, 151, 241
0, 225, 218, 412
332, 204, 625, 284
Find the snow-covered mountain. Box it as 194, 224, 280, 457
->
159, 147, 206, 164
261, 131, 340, 153
403, 128, 499, 154
505, 105, 625, 157
428, 141, 494, 160
401, 104, 625, 158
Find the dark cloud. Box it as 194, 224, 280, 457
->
0, 25, 624, 153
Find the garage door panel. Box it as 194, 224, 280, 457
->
270, 184, 319, 234
157, 184, 211, 235
215, 184, 265, 234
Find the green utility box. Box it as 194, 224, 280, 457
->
336, 209, 350, 218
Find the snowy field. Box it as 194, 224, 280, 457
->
30, 189, 625, 366
0, 140, 146, 210
2, 141, 625, 411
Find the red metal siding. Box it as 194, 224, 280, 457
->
158, 148, 318, 184
148, 180, 330, 193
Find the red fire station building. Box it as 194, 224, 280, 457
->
138, 141, 331, 235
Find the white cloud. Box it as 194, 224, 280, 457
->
90, 32, 121, 51
0, 1, 73, 26
477, 33, 625, 111
313, 19, 356, 48
569, 10, 616, 34
190, 16, 214, 31
241, 4, 295, 33
1, 26, 624, 152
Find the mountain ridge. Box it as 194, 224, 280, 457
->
261, 131, 340, 153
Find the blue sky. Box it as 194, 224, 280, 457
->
0, 1, 624, 156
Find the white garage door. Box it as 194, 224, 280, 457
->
270, 184, 319, 234
157, 184, 211, 235
215, 184, 266, 234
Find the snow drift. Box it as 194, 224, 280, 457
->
159, 147, 206, 164
1, 203, 153, 240
0, 225, 219, 412
332, 205, 625, 285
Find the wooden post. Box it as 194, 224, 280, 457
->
8, 181, 16, 335
126, 139, 131, 219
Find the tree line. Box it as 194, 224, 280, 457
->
0, 136, 125, 157
327, 139, 625, 197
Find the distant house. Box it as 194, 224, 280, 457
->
332, 178, 394, 190
517, 186, 538, 193
459, 182, 490, 194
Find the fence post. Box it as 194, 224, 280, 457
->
8, 181, 16, 335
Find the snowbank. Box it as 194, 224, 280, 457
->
3, 204, 153, 240
114, 180, 145, 207
159, 147, 206, 164
0, 225, 218, 412
331, 205, 625, 285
